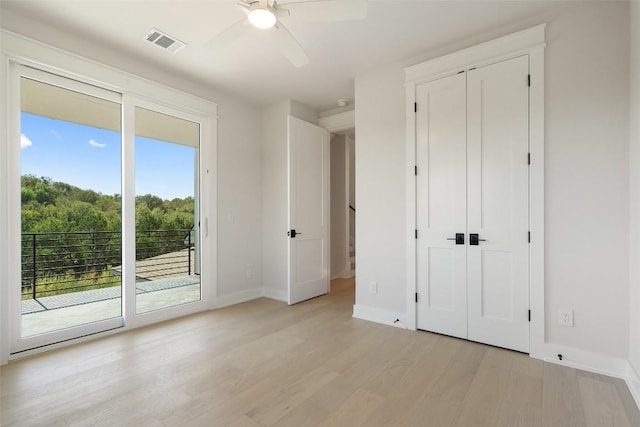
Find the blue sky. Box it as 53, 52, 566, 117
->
20, 113, 196, 200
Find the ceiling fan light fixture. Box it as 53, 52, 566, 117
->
248, 7, 276, 29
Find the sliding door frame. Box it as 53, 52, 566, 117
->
7, 64, 126, 353
0, 30, 218, 363
123, 95, 213, 329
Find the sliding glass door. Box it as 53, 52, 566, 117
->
9, 65, 209, 354
134, 106, 201, 314
18, 70, 124, 348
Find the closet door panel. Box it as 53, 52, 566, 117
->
466, 55, 530, 352
416, 73, 467, 339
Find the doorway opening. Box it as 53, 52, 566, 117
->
329, 129, 355, 282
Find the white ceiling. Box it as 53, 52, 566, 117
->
0, 0, 568, 112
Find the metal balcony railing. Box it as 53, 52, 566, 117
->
21, 228, 194, 300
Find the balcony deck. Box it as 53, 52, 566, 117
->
21, 275, 200, 337
20, 229, 200, 337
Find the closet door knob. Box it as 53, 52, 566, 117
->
469, 233, 487, 245
446, 233, 465, 245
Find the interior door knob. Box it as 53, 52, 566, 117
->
288, 229, 301, 238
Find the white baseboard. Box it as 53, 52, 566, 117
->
262, 287, 287, 302
330, 264, 354, 280
214, 287, 287, 308
533, 343, 629, 380
336, 271, 354, 280
352, 304, 407, 329
214, 287, 263, 309
627, 362, 640, 411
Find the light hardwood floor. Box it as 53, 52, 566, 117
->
1, 278, 639, 426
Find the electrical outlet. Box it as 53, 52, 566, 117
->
369, 282, 377, 294
558, 309, 573, 327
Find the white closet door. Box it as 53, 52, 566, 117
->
416, 73, 468, 339
466, 56, 530, 352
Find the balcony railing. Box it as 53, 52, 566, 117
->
21, 229, 194, 300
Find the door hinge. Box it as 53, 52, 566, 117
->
415, 292, 419, 303
415, 229, 418, 239
414, 165, 418, 176
528, 231, 531, 243
528, 309, 531, 321
414, 102, 417, 113
528, 152, 531, 165
528, 74, 531, 87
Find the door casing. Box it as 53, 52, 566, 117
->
404, 25, 545, 358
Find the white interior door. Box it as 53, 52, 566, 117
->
288, 116, 330, 305
466, 56, 530, 352
416, 73, 468, 339
415, 55, 530, 353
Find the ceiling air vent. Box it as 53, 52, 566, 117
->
145, 28, 186, 53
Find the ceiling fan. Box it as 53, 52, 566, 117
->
210, 0, 368, 67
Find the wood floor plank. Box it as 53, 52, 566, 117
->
316, 387, 385, 427
453, 347, 516, 427
578, 374, 632, 427
268, 401, 329, 427
363, 332, 438, 398
362, 334, 465, 426
612, 376, 640, 427
2, 278, 639, 427
183, 375, 282, 426
496, 358, 543, 427
497, 401, 543, 427
404, 339, 486, 426
246, 367, 338, 425
308, 327, 415, 415
542, 363, 588, 427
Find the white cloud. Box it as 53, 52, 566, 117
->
20, 134, 32, 149
89, 139, 107, 148
49, 130, 62, 140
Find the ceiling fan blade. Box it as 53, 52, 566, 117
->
237, 1, 251, 11
208, 18, 252, 52
275, 22, 310, 67
278, 0, 367, 22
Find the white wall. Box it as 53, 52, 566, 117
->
348, 134, 356, 244
216, 99, 263, 303
330, 134, 348, 278
628, 0, 640, 392
262, 101, 291, 299
355, 65, 407, 318
355, 2, 631, 360
544, 2, 629, 360
0, 12, 264, 305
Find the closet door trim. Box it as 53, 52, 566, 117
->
404, 24, 545, 359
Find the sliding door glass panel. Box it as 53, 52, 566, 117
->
134, 107, 200, 314
20, 77, 122, 337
